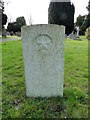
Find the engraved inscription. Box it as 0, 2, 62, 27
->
35, 34, 52, 51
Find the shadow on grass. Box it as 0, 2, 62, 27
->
24, 96, 66, 118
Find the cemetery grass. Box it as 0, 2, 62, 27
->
2, 36, 88, 118
0, 36, 20, 39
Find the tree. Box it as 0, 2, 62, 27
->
7, 22, 18, 33
0, 0, 2, 31
75, 15, 86, 27
0, 0, 7, 37
16, 16, 26, 31
75, 15, 86, 35
82, 15, 90, 29
86, 0, 90, 14
7, 16, 26, 33
75, 0, 90, 35
0, 0, 7, 27
80, 0, 90, 34
48, 1, 75, 35
85, 0, 90, 29
2, 13, 7, 26
16, 16, 26, 28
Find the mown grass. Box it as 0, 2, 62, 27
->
0, 35, 21, 39
2, 36, 88, 118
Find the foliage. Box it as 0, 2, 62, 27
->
86, 0, 90, 14
0, 0, 4, 13
0, 0, 7, 27
75, 15, 86, 35
75, 1, 90, 35
16, 16, 26, 27
7, 22, 19, 33
85, 26, 90, 40
84, 14, 90, 29
75, 15, 86, 28
2, 13, 7, 26
7, 16, 26, 33
48, 2, 75, 35
80, 14, 90, 35
82, 0, 90, 32
2, 36, 88, 118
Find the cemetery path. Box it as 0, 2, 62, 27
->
0, 36, 21, 43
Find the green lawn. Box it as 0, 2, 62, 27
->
0, 35, 21, 39
2, 36, 88, 118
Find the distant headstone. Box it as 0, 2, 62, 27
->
22, 24, 65, 97
16, 31, 21, 37
6, 32, 10, 35
69, 33, 78, 40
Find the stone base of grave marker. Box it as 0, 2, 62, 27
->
21, 24, 65, 97
69, 33, 80, 40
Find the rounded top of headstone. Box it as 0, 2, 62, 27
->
50, 0, 70, 2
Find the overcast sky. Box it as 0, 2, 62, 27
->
4, 0, 89, 27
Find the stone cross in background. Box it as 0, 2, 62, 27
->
76, 26, 80, 37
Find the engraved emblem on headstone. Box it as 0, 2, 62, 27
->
35, 34, 52, 51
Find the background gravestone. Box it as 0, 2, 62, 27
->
69, 33, 78, 40
22, 24, 65, 97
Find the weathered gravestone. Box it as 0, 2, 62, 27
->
69, 33, 78, 40
21, 24, 65, 97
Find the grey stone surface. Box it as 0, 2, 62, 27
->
21, 24, 65, 97
69, 33, 78, 40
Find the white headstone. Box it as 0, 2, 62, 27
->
76, 26, 80, 37
21, 24, 65, 97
